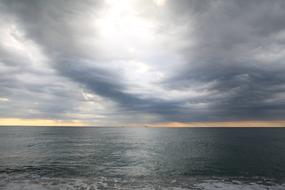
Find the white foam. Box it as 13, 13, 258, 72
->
3, 179, 99, 190
6, 183, 48, 190
196, 180, 285, 190
1, 176, 285, 190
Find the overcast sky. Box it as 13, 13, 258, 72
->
1, 0, 285, 126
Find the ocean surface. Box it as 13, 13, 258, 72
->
0, 127, 285, 189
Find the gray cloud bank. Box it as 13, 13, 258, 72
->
1, 0, 285, 125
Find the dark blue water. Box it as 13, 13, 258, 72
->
0, 127, 285, 189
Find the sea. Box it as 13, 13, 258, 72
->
0, 127, 285, 189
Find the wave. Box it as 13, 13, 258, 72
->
1, 174, 285, 190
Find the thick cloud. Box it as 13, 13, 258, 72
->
166, 0, 285, 121
1, 0, 285, 125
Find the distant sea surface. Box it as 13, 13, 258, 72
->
1, 127, 285, 189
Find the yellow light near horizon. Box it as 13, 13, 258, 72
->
1, 118, 285, 127
151, 120, 285, 128
0, 118, 87, 126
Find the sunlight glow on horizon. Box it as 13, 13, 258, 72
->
152, 121, 285, 128
1, 118, 285, 127
0, 118, 88, 126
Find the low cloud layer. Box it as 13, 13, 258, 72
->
1, 0, 285, 126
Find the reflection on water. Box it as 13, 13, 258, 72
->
0, 127, 285, 189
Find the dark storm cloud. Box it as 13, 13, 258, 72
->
1, 0, 285, 124
164, 0, 285, 121
0, 0, 184, 120
0, 0, 107, 122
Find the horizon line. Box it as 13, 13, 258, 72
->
1, 118, 285, 127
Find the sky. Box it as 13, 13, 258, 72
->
1, 0, 285, 127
